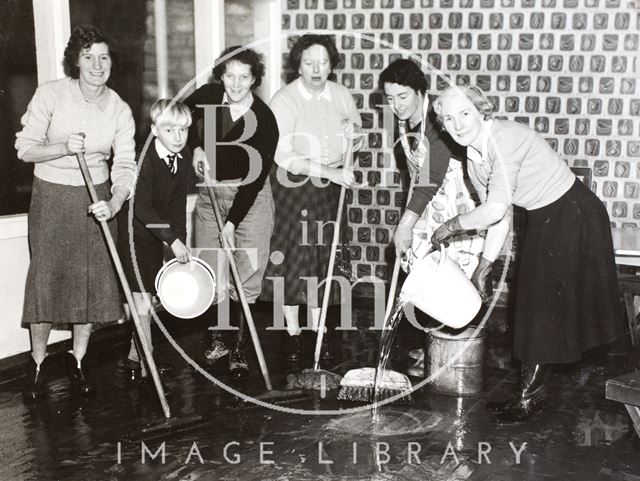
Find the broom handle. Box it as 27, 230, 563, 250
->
203, 180, 272, 391
313, 140, 354, 371
383, 169, 419, 321
76, 152, 171, 419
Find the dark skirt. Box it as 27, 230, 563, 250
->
117, 206, 163, 294
260, 169, 350, 307
22, 177, 124, 325
513, 179, 624, 363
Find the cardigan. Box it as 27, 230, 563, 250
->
269, 78, 362, 170
467, 119, 575, 210
184, 83, 278, 227
15, 77, 136, 193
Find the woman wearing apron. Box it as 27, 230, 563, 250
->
380, 59, 484, 375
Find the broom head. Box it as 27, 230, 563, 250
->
337, 367, 413, 405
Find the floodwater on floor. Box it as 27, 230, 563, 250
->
1, 303, 639, 480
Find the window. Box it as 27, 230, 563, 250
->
0, 2, 38, 215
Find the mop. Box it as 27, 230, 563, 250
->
202, 170, 307, 405
287, 135, 357, 392
337, 142, 428, 405
75, 152, 203, 433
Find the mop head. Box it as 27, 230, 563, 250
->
337, 367, 413, 405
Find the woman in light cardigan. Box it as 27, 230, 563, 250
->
15, 25, 136, 401
431, 85, 622, 423
261, 34, 363, 364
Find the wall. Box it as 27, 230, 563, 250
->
281, 0, 640, 286
0, 216, 71, 359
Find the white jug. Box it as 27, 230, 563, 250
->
400, 248, 481, 329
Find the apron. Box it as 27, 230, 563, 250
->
398, 97, 484, 278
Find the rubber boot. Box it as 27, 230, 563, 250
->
229, 301, 249, 378
490, 362, 549, 423
319, 306, 336, 363
284, 333, 302, 362
66, 352, 96, 397
24, 355, 48, 402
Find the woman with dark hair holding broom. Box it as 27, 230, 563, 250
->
261, 34, 363, 366
15, 25, 136, 400
379, 59, 483, 377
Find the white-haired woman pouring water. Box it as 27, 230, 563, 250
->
431, 85, 623, 423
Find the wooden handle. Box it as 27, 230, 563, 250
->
76, 153, 172, 418
383, 137, 428, 324
313, 139, 354, 371
203, 180, 272, 391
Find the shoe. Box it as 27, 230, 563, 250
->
285, 334, 302, 362
320, 336, 335, 363
65, 353, 96, 397
491, 363, 549, 423
24, 355, 48, 402
126, 360, 144, 382
229, 350, 249, 378
205, 337, 229, 362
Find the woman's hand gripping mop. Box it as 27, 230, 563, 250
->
287, 123, 361, 393
199, 158, 307, 406
76, 150, 203, 434
336, 141, 427, 405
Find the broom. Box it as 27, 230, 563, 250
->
288, 128, 359, 392
201, 165, 307, 405
76, 150, 202, 433
337, 139, 428, 405
335, 259, 414, 405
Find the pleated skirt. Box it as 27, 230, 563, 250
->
22, 177, 123, 325
260, 169, 350, 307
513, 179, 624, 363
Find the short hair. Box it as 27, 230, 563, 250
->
63, 25, 116, 79
150, 99, 192, 128
212, 45, 265, 89
378, 58, 428, 95
433, 84, 495, 125
288, 34, 341, 73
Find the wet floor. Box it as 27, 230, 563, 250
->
1, 304, 639, 480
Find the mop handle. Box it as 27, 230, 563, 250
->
313, 139, 354, 371
384, 137, 429, 321
75, 152, 171, 419
203, 178, 272, 391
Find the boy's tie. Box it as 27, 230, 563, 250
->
166, 153, 177, 174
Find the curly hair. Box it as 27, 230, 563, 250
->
433, 84, 494, 125
212, 45, 265, 89
63, 25, 115, 79
378, 58, 428, 95
288, 34, 341, 73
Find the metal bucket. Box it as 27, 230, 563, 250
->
426, 326, 486, 396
